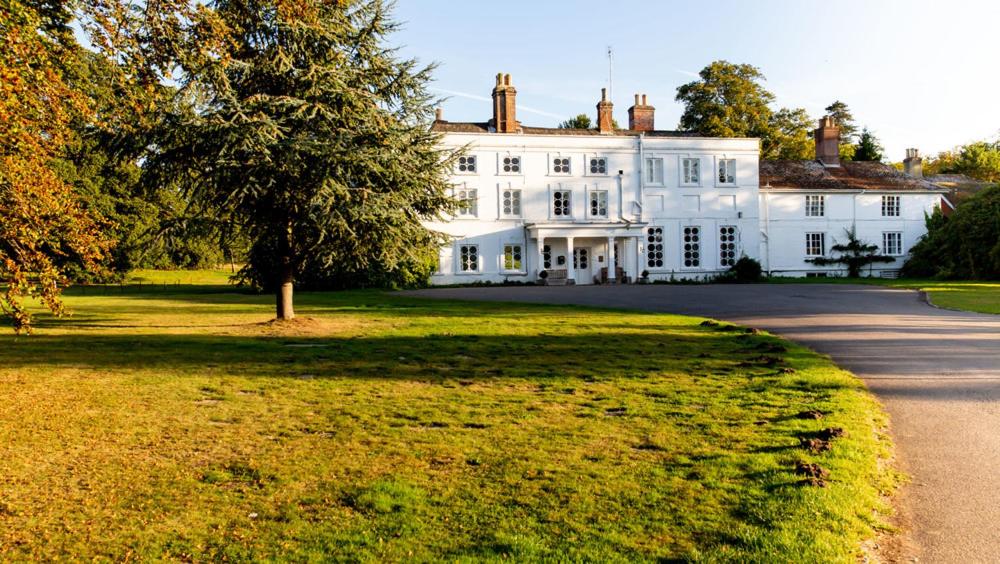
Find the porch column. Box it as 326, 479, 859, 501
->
607, 236, 617, 283
565, 236, 575, 284
537, 235, 545, 276
635, 235, 644, 280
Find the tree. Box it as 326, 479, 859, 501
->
823, 100, 858, 160
0, 1, 111, 333
558, 114, 592, 129
824, 101, 858, 141
952, 141, 1000, 182
676, 60, 810, 160
903, 185, 1000, 279
807, 228, 896, 277
110, 0, 454, 320
853, 128, 885, 162
767, 107, 814, 160
676, 61, 775, 140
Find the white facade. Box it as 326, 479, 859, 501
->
760, 189, 942, 277
425, 132, 761, 284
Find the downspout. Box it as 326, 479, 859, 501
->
762, 189, 771, 275
637, 132, 645, 219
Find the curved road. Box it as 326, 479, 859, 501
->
407, 284, 1000, 563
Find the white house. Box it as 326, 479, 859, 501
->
759, 121, 948, 277
426, 74, 947, 284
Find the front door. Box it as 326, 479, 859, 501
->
573, 248, 592, 284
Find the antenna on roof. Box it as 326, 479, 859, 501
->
607, 46, 613, 101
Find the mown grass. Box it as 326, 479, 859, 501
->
768, 277, 1000, 314
0, 283, 898, 561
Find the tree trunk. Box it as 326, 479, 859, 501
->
276, 264, 295, 320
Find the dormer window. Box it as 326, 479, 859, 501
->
552, 156, 571, 175
500, 155, 521, 174
456, 155, 477, 174
589, 157, 608, 175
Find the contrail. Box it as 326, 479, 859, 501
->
432, 87, 568, 121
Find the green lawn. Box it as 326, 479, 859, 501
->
1, 283, 897, 561
767, 277, 1000, 314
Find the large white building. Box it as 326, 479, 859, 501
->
426, 74, 947, 285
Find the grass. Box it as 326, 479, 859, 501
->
0, 281, 898, 561
767, 277, 1000, 314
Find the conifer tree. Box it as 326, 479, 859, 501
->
112, 0, 455, 319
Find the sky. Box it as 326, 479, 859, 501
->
391, 0, 1000, 161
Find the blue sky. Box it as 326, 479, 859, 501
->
392, 0, 1000, 161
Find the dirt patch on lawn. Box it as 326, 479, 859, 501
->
223, 316, 381, 338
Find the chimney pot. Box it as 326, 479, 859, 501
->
642, 94, 647, 105
496, 73, 503, 86
601, 87, 607, 101
504, 73, 511, 86
435, 107, 443, 121
634, 93, 640, 105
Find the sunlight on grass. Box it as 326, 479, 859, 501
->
0, 283, 898, 561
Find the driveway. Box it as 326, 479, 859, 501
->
407, 284, 1000, 563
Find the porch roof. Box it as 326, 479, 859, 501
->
525, 222, 647, 239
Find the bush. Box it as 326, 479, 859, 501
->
903, 185, 1000, 279
719, 257, 763, 283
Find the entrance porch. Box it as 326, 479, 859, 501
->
527, 223, 647, 285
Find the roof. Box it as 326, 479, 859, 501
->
926, 173, 995, 206
431, 120, 697, 138
760, 160, 947, 192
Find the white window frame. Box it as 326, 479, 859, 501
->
455, 154, 478, 175
805, 232, 826, 257
588, 189, 609, 219
716, 157, 736, 186
805, 194, 826, 217
681, 225, 702, 269
549, 154, 572, 176
882, 231, 904, 256
455, 187, 478, 218
645, 157, 664, 185
501, 242, 526, 273
680, 157, 701, 186
498, 153, 522, 175
587, 155, 609, 176
500, 187, 522, 218
457, 243, 481, 274
882, 195, 901, 217
551, 188, 572, 219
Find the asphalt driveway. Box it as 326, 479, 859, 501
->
407, 284, 1000, 563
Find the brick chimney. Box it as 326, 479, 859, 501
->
627, 93, 654, 132
904, 148, 923, 177
814, 116, 840, 167
491, 73, 519, 133
596, 88, 614, 134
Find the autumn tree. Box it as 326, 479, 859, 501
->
0, 1, 111, 333
98, 0, 454, 320
676, 60, 812, 160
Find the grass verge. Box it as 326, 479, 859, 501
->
766, 277, 1000, 314
0, 284, 898, 561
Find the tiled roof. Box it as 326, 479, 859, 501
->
761, 160, 946, 192
431, 120, 697, 138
